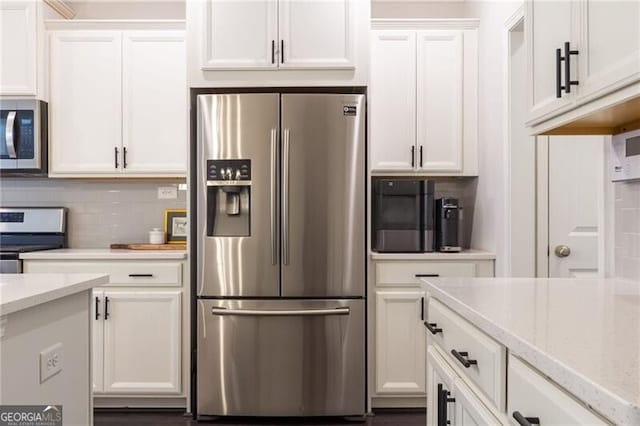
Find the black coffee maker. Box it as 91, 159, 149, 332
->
436, 198, 461, 252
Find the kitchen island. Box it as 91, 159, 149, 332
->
0, 273, 108, 425
421, 277, 640, 426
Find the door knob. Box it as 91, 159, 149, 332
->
554, 245, 571, 258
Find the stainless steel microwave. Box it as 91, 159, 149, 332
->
0, 99, 48, 175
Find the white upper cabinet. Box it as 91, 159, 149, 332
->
49, 31, 123, 174
0, 1, 36, 95
202, 0, 278, 69
417, 30, 463, 173
122, 31, 187, 175
370, 30, 416, 171
201, 0, 354, 70
278, 0, 353, 69
369, 21, 478, 176
577, 0, 640, 102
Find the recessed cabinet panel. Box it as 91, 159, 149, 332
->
49, 31, 122, 174
0, 1, 36, 95
417, 31, 463, 172
278, 0, 353, 69
202, 0, 277, 69
370, 31, 416, 172
122, 31, 187, 175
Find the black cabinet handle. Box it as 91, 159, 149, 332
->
555, 48, 564, 98
437, 383, 455, 426
114, 147, 119, 168
280, 40, 284, 63
105, 296, 110, 319
424, 322, 442, 335
416, 273, 440, 278
563, 41, 579, 94
420, 297, 424, 321
451, 349, 477, 368
411, 146, 415, 168
419, 145, 423, 168
513, 411, 540, 426
271, 40, 275, 64
95, 296, 100, 320
128, 273, 154, 278
123, 146, 128, 169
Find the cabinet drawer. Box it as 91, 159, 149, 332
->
375, 261, 477, 286
508, 354, 608, 425
23, 261, 182, 286
427, 298, 506, 411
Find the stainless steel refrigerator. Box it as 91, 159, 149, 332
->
194, 93, 365, 418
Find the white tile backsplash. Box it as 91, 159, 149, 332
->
0, 179, 186, 248
614, 181, 640, 281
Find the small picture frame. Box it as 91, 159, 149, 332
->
164, 209, 187, 244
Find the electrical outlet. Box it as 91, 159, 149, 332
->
158, 186, 178, 200
40, 343, 63, 383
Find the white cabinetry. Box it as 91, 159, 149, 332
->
0, 0, 36, 95
370, 20, 478, 176
453, 378, 502, 426
202, 0, 353, 70
48, 22, 187, 177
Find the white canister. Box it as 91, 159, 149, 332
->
149, 228, 165, 244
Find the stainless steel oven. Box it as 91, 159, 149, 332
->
0, 99, 48, 175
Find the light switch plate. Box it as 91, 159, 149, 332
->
158, 186, 178, 199
40, 343, 63, 383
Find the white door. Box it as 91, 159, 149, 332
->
92, 290, 104, 393
416, 30, 463, 173
577, 0, 640, 101
103, 290, 181, 394
426, 346, 457, 426
526, 0, 576, 123
0, 0, 36, 95
370, 30, 416, 172
548, 136, 604, 277
453, 378, 501, 426
278, 0, 353, 69
122, 31, 187, 176
49, 31, 122, 175
202, 0, 278, 69
375, 290, 425, 395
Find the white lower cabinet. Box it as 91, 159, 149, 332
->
92, 289, 105, 393
426, 346, 456, 426
453, 378, 501, 426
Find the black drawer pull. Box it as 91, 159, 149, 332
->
451, 349, 477, 368
415, 273, 440, 278
424, 322, 443, 335
105, 296, 110, 319
128, 273, 154, 278
95, 296, 100, 320
513, 411, 540, 426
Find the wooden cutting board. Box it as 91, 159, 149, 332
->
110, 243, 186, 250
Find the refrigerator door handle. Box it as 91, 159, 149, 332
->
211, 307, 350, 316
270, 128, 278, 265
283, 128, 290, 265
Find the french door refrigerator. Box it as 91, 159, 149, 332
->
194, 93, 365, 418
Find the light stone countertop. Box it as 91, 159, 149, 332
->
420, 277, 640, 426
20, 248, 188, 260
0, 273, 108, 316
370, 249, 496, 261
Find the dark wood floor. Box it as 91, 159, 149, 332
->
94, 409, 425, 426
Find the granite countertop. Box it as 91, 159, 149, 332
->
0, 273, 108, 316
370, 249, 496, 260
20, 248, 188, 260
420, 277, 640, 426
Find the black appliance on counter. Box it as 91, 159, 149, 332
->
435, 198, 461, 252
372, 179, 434, 253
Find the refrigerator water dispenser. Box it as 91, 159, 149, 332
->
206, 159, 251, 237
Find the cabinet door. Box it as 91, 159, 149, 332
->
92, 290, 104, 393
0, 1, 36, 95
577, 0, 640, 101
202, 0, 277, 69
526, 0, 577, 123
103, 290, 181, 394
370, 30, 416, 172
454, 378, 501, 426
416, 31, 463, 173
49, 31, 122, 175
376, 290, 426, 395
427, 346, 457, 426
278, 0, 354, 69
122, 31, 187, 176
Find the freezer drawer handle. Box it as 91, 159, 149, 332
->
211, 307, 350, 316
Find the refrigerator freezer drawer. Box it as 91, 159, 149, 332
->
197, 299, 365, 417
